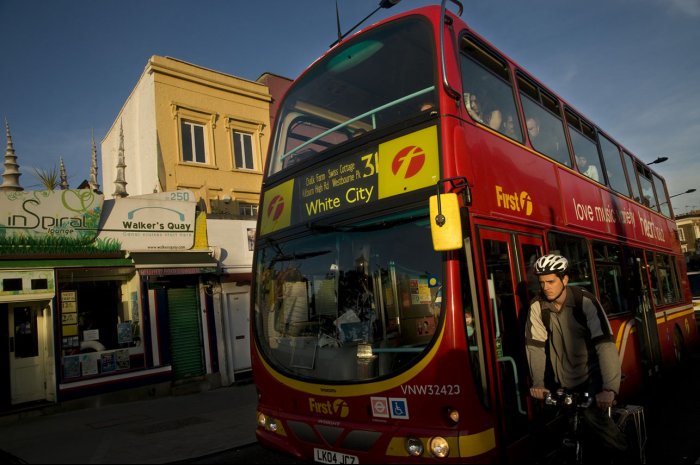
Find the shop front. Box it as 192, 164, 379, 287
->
1, 189, 223, 410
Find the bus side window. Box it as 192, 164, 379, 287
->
460, 35, 523, 143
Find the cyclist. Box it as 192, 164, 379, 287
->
524, 253, 628, 460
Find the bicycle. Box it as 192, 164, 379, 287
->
540, 388, 593, 465
538, 388, 642, 465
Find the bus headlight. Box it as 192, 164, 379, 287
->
429, 436, 450, 458
256, 412, 279, 432
256, 412, 267, 428
267, 418, 279, 432
406, 437, 424, 457
446, 408, 460, 424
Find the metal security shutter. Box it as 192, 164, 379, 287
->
167, 287, 204, 379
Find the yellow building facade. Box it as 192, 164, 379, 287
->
101, 55, 272, 215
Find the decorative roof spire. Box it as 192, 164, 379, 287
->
112, 120, 128, 198
1, 119, 23, 191
59, 157, 69, 190
89, 129, 100, 192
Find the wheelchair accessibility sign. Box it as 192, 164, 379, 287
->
389, 398, 409, 419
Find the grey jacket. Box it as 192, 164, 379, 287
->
524, 286, 621, 394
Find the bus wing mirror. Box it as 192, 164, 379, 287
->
429, 192, 462, 251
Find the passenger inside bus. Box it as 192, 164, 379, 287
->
527, 116, 565, 161
526, 116, 541, 141
502, 113, 517, 138
420, 101, 435, 112
576, 154, 600, 182
464, 92, 502, 131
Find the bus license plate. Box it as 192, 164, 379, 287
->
314, 448, 359, 464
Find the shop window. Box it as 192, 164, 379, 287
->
57, 268, 143, 381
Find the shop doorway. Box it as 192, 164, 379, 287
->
167, 286, 205, 379
8, 302, 48, 404
227, 290, 251, 373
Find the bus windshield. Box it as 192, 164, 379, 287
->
267, 16, 436, 176
253, 210, 443, 382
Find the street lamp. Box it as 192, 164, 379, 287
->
646, 156, 668, 166
669, 188, 697, 199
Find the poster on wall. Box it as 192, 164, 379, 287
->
83, 329, 99, 341
101, 352, 116, 372
130, 291, 139, 321
62, 336, 79, 348
117, 322, 133, 344
62, 301, 77, 313
62, 313, 78, 325
63, 325, 78, 337
63, 355, 80, 378
80, 353, 98, 376
116, 349, 130, 370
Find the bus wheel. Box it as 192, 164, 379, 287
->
672, 325, 685, 364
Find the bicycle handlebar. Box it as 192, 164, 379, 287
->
544, 389, 594, 409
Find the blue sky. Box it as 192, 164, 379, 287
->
1, 0, 699, 212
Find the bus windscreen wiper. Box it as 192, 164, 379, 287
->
270, 249, 332, 264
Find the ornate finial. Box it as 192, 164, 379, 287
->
89, 128, 100, 192
59, 157, 69, 190
113, 120, 128, 197
1, 119, 24, 191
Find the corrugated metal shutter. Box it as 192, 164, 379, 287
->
167, 287, 204, 379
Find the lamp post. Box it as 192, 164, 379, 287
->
669, 188, 697, 199
646, 156, 668, 166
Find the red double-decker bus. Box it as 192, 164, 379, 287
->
251, 1, 698, 462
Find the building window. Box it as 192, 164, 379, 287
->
227, 117, 263, 172
181, 120, 207, 163
233, 131, 255, 170
239, 203, 258, 217
679, 228, 686, 242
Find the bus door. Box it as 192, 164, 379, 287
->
477, 227, 543, 457
632, 249, 662, 377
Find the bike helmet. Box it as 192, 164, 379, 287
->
533, 254, 569, 276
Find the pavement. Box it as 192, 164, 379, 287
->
0, 379, 258, 464
0, 349, 699, 464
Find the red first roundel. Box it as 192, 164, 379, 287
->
267, 195, 285, 221
392, 145, 425, 179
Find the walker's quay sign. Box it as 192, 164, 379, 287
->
96, 190, 196, 250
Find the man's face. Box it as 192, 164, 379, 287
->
538, 273, 567, 301
527, 118, 539, 138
